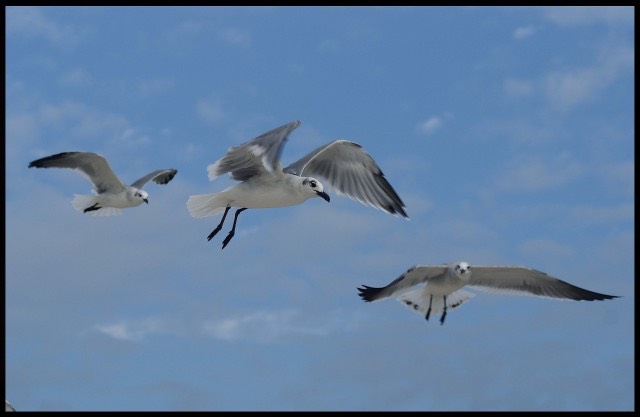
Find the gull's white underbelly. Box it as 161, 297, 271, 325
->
224, 178, 310, 208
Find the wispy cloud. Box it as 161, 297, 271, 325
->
503, 28, 633, 112
513, 25, 536, 40
218, 28, 252, 48
416, 113, 453, 136
540, 6, 633, 27
550, 43, 632, 111
17, 100, 131, 141
95, 318, 170, 341
94, 309, 364, 344
7, 6, 84, 48
202, 309, 362, 343
196, 96, 225, 124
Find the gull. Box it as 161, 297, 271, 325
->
187, 120, 408, 249
358, 261, 619, 325
29, 151, 178, 216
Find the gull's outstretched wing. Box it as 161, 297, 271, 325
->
207, 120, 301, 182
28, 151, 125, 194
358, 265, 448, 302
285, 140, 408, 218
468, 266, 619, 301
130, 169, 178, 189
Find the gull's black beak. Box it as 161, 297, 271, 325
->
316, 191, 330, 202
143, 198, 149, 204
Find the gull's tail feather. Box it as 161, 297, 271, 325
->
187, 193, 231, 218
398, 288, 475, 318
71, 195, 122, 216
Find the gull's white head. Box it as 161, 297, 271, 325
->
302, 177, 330, 202
129, 188, 150, 205
453, 261, 471, 278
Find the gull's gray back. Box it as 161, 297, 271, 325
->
209, 120, 301, 181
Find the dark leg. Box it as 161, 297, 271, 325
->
440, 295, 447, 325
221, 208, 247, 249
207, 206, 231, 241
425, 294, 433, 321
84, 203, 101, 213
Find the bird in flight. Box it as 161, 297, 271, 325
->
187, 120, 408, 249
358, 261, 618, 325
29, 151, 177, 216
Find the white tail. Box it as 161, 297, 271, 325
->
186, 193, 230, 218
71, 195, 122, 216
398, 288, 476, 318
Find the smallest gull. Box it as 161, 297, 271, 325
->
358, 261, 619, 325
29, 151, 177, 216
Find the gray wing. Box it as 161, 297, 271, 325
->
468, 266, 619, 301
358, 265, 448, 302
207, 120, 301, 181
130, 169, 178, 189
28, 151, 125, 194
285, 140, 408, 218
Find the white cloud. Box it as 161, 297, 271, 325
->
218, 28, 252, 48
513, 25, 536, 40
112, 127, 151, 148
196, 96, 225, 124
543, 43, 633, 111
417, 117, 441, 135
6, 6, 83, 48
416, 113, 453, 136
540, 6, 633, 27
202, 309, 362, 343
95, 318, 168, 341
22, 100, 131, 141
544, 67, 602, 111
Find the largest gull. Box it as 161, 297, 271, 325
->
187, 120, 408, 249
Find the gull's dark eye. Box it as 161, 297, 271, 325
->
310, 180, 317, 188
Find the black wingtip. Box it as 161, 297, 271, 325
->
593, 294, 620, 301
357, 285, 382, 302
157, 169, 178, 185
28, 152, 80, 169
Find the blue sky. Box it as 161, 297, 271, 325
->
5, 6, 634, 411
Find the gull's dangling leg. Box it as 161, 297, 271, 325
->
84, 203, 101, 213
207, 206, 231, 241
222, 208, 247, 249
440, 295, 447, 325
425, 294, 433, 321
